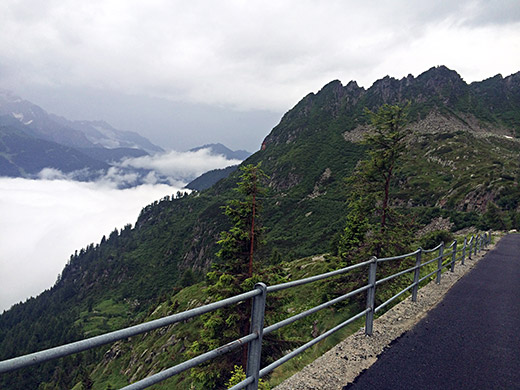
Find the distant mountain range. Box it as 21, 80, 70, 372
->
0, 90, 163, 153
0, 90, 249, 186
0, 89, 162, 180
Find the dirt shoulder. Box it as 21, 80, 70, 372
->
274, 238, 499, 390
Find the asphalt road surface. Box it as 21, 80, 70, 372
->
344, 234, 520, 390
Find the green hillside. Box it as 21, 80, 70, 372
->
1, 66, 520, 389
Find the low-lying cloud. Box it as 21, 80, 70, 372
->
0, 147, 242, 312
37, 147, 242, 189
0, 177, 184, 312
118, 148, 243, 182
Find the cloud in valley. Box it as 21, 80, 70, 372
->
118, 148, 243, 182
0, 177, 184, 312
36, 147, 242, 188
0, 147, 242, 311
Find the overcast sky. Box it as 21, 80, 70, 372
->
1, 0, 519, 151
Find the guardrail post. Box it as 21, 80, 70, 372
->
246, 283, 267, 390
436, 242, 444, 284
478, 234, 483, 252
468, 236, 473, 259
412, 249, 422, 302
365, 256, 378, 336
461, 237, 467, 266
474, 235, 478, 256
450, 240, 457, 272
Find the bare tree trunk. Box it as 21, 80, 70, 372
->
248, 191, 256, 278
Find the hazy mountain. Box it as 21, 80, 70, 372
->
189, 143, 251, 160
0, 116, 109, 177
0, 89, 164, 180
49, 116, 163, 154
0, 89, 164, 153
185, 165, 239, 191
1, 66, 520, 389
183, 144, 250, 190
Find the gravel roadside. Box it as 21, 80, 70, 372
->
273, 238, 498, 390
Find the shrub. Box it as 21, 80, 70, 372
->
226, 365, 270, 390
420, 230, 454, 250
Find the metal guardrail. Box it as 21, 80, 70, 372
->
0, 232, 492, 389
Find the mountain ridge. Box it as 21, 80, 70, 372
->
0, 89, 164, 153
263, 66, 519, 149
0, 89, 164, 180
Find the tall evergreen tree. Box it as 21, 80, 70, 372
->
339, 103, 413, 259
364, 103, 410, 232
216, 163, 268, 279
188, 163, 268, 389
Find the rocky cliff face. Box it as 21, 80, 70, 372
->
264, 65, 520, 149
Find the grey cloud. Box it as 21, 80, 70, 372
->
0, 177, 183, 312
0, 0, 519, 144
464, 0, 520, 26
0, 146, 245, 311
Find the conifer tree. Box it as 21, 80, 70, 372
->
188, 163, 268, 389
339, 103, 413, 259
216, 163, 268, 279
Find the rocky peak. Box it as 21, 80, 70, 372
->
416, 65, 466, 92
370, 75, 402, 103
504, 71, 520, 89
263, 65, 519, 149
345, 80, 361, 91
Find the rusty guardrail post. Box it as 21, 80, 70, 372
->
365, 256, 378, 336
246, 283, 267, 390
